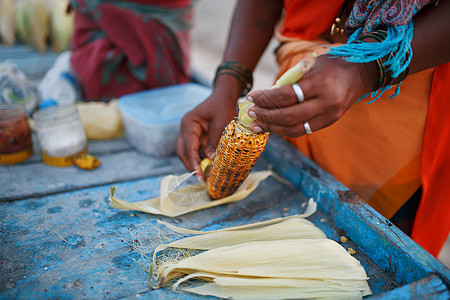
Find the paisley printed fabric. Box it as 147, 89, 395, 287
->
345, 0, 431, 36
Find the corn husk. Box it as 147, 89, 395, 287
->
5, 0, 73, 52
152, 199, 321, 259
110, 170, 272, 217
156, 239, 371, 299
238, 57, 315, 125
156, 218, 325, 252
77, 99, 124, 140
27, 0, 50, 52
0, 0, 16, 45
14, 0, 29, 44
148, 205, 371, 299
158, 197, 317, 235
47, 0, 74, 52
271, 58, 315, 89
182, 276, 368, 300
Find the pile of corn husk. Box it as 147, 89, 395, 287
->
148, 200, 372, 299
0, 0, 73, 52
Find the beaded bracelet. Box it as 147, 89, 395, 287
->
213, 61, 253, 97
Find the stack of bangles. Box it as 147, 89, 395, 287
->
213, 61, 253, 97
352, 29, 410, 91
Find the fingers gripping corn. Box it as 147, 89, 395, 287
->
205, 58, 315, 200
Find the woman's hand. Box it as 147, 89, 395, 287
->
177, 91, 237, 179
247, 54, 378, 137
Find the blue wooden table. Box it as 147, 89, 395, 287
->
1, 46, 449, 299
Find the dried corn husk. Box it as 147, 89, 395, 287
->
271, 58, 316, 89
47, 0, 74, 52
27, 0, 50, 52
77, 99, 123, 140
156, 218, 325, 252
110, 170, 272, 217
14, 0, 29, 44
156, 239, 371, 299
158, 197, 317, 235
237, 57, 316, 127
148, 206, 371, 299
4, 0, 73, 52
182, 276, 368, 300
0, 0, 16, 45
152, 200, 322, 259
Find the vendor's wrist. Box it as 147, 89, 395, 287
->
361, 60, 380, 94
354, 29, 410, 91
213, 75, 249, 103
213, 60, 253, 99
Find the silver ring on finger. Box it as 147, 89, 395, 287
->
303, 120, 313, 135
292, 83, 305, 103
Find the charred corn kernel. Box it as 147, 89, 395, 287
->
206, 119, 269, 199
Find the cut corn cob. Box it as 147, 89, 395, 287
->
205, 58, 315, 200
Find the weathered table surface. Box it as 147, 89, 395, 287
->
1, 46, 449, 299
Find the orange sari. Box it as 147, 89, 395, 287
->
278, 0, 449, 257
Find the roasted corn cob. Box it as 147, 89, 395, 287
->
205, 58, 315, 200
206, 106, 270, 199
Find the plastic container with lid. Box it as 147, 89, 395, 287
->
0, 103, 33, 164
118, 83, 212, 157
32, 105, 87, 167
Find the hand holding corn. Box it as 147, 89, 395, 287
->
204, 58, 315, 199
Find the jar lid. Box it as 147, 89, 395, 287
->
32, 105, 79, 128
0, 103, 27, 124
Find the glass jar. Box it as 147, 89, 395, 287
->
0, 103, 33, 164
33, 105, 87, 167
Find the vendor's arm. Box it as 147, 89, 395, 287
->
177, 0, 283, 178
247, 0, 450, 137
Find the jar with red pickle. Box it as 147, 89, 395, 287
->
0, 103, 33, 164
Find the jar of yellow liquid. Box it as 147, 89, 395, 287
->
0, 104, 33, 164
33, 105, 87, 167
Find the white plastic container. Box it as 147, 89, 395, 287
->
118, 83, 211, 157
